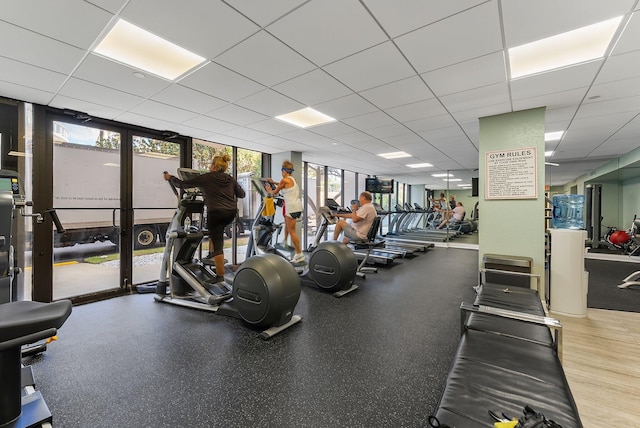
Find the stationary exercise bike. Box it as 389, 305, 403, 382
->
154, 168, 302, 339
247, 175, 359, 297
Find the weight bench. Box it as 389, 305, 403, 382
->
0, 300, 72, 426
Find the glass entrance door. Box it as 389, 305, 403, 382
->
51, 122, 123, 299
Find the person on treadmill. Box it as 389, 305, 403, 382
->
265, 160, 305, 264
332, 191, 377, 244
164, 154, 245, 281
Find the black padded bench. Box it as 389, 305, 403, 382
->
0, 300, 72, 426
432, 281, 581, 427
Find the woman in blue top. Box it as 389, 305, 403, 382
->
266, 160, 305, 264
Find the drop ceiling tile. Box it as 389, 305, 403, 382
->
2, 0, 112, 49
423, 52, 507, 97
545, 106, 580, 124
512, 88, 588, 112
86, 0, 128, 13
575, 96, 640, 119
0, 57, 67, 92
180, 62, 265, 103
58, 78, 143, 110
74, 54, 172, 98
267, 0, 388, 66
55, 95, 121, 117
273, 69, 352, 106
441, 83, 510, 113
360, 76, 435, 109
333, 130, 375, 144
501, 0, 634, 48
225, 0, 307, 26
386, 99, 449, 123
363, 0, 487, 38
366, 123, 411, 139
314, 94, 378, 120
395, 1, 502, 73
611, 11, 640, 55
207, 104, 269, 126
0, 21, 86, 74
280, 130, 336, 148
510, 61, 601, 101
247, 118, 297, 135
342, 111, 398, 130
588, 137, 638, 158
115, 111, 178, 132
214, 31, 315, 87
596, 50, 640, 84
451, 101, 512, 123
223, 126, 271, 141
384, 133, 428, 148
122, 0, 259, 59
235, 89, 304, 117
151, 85, 227, 114
587, 77, 640, 101
308, 121, 356, 138
404, 114, 459, 133
182, 115, 238, 133
323, 42, 415, 92
129, 99, 199, 124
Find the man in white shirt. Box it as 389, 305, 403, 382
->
332, 191, 378, 243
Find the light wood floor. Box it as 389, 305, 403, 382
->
555, 308, 640, 427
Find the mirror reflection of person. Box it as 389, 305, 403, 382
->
164, 154, 245, 281
438, 202, 465, 229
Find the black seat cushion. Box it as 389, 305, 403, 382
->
434, 330, 581, 428
0, 300, 72, 344
475, 283, 545, 316
465, 312, 554, 347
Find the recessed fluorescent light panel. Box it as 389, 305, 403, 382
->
432, 173, 453, 178
545, 151, 554, 157
275, 107, 336, 128
509, 16, 623, 79
406, 163, 433, 168
378, 151, 411, 159
545, 131, 564, 142
444, 178, 462, 182
94, 19, 207, 81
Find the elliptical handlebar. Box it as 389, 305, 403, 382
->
164, 168, 204, 202
163, 171, 181, 200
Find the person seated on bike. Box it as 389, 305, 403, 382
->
332, 192, 377, 244
437, 202, 465, 229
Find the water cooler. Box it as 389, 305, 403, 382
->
549, 228, 588, 317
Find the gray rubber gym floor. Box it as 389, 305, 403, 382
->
26, 247, 478, 427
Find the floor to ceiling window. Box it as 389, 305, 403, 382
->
235, 147, 262, 263
131, 135, 180, 285
305, 163, 325, 245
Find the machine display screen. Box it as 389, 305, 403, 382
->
0, 177, 19, 195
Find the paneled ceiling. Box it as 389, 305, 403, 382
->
1, 0, 639, 188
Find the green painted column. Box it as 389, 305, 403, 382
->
478, 108, 546, 295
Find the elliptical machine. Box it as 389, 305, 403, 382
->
247, 175, 359, 297
154, 168, 302, 339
